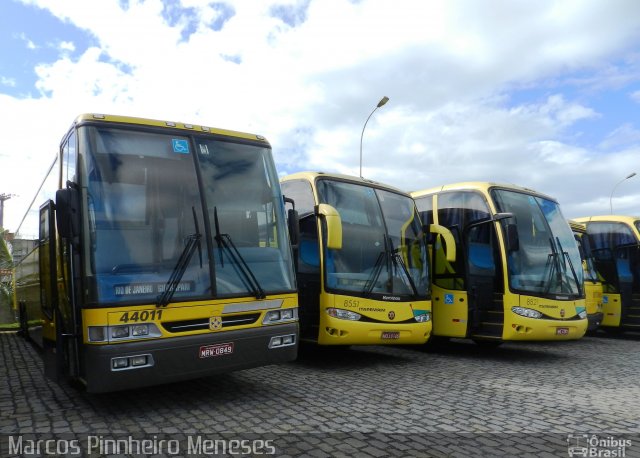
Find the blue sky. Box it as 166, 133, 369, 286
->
1, 0, 640, 232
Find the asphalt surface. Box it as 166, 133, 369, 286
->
1, 331, 639, 457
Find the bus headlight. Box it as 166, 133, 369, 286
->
414, 312, 431, 323
326, 308, 361, 321
88, 323, 162, 342
511, 306, 543, 319
263, 308, 298, 324
578, 310, 587, 319
111, 326, 130, 339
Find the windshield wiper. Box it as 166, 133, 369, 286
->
213, 207, 266, 299
363, 250, 386, 296
542, 237, 560, 294
390, 245, 419, 297
156, 207, 202, 308
556, 237, 582, 296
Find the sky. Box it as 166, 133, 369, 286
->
1, 0, 640, 233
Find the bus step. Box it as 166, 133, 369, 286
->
471, 334, 501, 340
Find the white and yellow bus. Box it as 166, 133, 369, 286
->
412, 182, 587, 344
13, 114, 298, 392
573, 215, 640, 332
281, 172, 454, 346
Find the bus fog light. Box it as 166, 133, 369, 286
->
269, 334, 296, 348
132, 324, 149, 336
111, 326, 130, 339
282, 335, 295, 345
88, 326, 106, 342
131, 355, 147, 367
112, 357, 129, 369
511, 306, 543, 319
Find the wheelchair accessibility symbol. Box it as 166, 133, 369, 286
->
172, 139, 190, 154
444, 294, 454, 304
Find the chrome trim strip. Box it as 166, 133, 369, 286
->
222, 299, 283, 314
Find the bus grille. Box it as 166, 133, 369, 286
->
161, 313, 261, 333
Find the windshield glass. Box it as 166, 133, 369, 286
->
576, 233, 599, 282
586, 221, 638, 292
491, 189, 582, 297
81, 126, 294, 305
316, 179, 429, 298
198, 139, 295, 297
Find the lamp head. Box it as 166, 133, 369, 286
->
626, 172, 637, 179
377, 96, 389, 108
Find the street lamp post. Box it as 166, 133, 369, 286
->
609, 172, 636, 214
359, 96, 389, 178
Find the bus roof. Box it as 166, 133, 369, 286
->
72, 113, 269, 144
281, 171, 409, 196
573, 215, 640, 225
410, 181, 558, 203
568, 220, 587, 233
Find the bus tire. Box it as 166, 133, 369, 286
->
18, 301, 29, 339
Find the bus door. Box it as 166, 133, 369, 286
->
614, 244, 640, 327
47, 188, 81, 381
588, 223, 635, 327
464, 220, 502, 338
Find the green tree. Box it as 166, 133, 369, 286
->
0, 228, 13, 309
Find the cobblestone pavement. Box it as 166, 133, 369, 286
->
1, 331, 639, 457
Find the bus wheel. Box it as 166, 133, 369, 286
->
425, 336, 450, 347
18, 302, 29, 339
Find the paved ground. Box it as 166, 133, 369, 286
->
1, 332, 639, 457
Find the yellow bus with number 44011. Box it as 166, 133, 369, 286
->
13, 113, 299, 392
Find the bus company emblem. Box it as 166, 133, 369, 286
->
560, 309, 565, 318
209, 316, 222, 331
388, 311, 395, 320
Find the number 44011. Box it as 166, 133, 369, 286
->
119, 310, 163, 323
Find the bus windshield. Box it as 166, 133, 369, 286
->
81, 126, 294, 305
491, 189, 582, 297
316, 179, 429, 299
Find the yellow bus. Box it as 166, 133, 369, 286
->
573, 215, 640, 332
411, 182, 588, 344
280, 172, 454, 346
13, 114, 298, 392
569, 220, 604, 332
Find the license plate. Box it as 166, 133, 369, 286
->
199, 342, 234, 358
556, 327, 569, 335
381, 331, 400, 340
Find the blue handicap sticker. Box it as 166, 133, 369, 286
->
602, 295, 608, 304
172, 139, 190, 154
444, 293, 454, 304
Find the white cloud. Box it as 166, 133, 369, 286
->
2, 0, 640, 231
0, 77, 17, 87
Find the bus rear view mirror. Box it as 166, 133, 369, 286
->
283, 196, 300, 248
316, 203, 342, 250
55, 187, 80, 246
505, 223, 519, 253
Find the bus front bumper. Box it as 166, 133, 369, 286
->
504, 316, 588, 341
82, 323, 298, 393
318, 315, 431, 345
